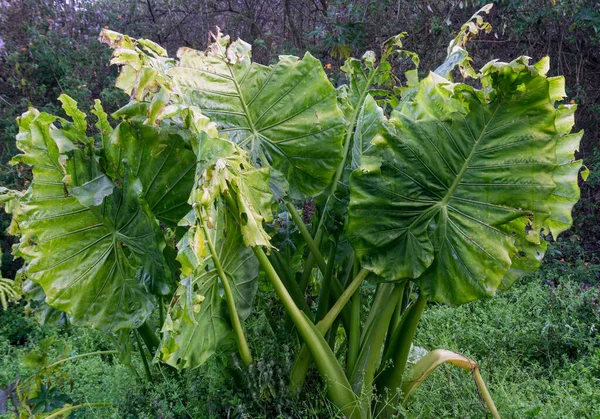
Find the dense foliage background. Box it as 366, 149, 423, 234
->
1, 0, 599, 417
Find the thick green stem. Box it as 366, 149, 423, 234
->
328, 317, 341, 350
285, 201, 328, 274
135, 329, 153, 382
285, 200, 351, 329
349, 283, 405, 417
290, 268, 369, 392
201, 219, 253, 367
400, 281, 411, 313
360, 283, 386, 344
137, 321, 159, 354
346, 290, 361, 375
253, 247, 360, 418
346, 260, 361, 375
375, 294, 427, 416
315, 239, 338, 322
383, 283, 413, 355
320, 268, 368, 334
269, 251, 312, 318
383, 287, 407, 355
331, 277, 353, 329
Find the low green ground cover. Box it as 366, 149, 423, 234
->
1, 239, 597, 418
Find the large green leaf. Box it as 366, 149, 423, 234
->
104, 118, 196, 227
160, 207, 258, 369
11, 108, 171, 331
103, 30, 345, 198
347, 57, 583, 305
173, 33, 345, 198
159, 130, 266, 369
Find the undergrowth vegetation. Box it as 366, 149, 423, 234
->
2, 238, 598, 418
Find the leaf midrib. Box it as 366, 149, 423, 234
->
402, 102, 501, 236
439, 104, 501, 207
219, 48, 260, 140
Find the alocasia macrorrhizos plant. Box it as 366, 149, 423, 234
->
0, 5, 587, 418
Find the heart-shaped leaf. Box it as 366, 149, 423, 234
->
11, 108, 171, 331
348, 57, 583, 305
103, 29, 345, 198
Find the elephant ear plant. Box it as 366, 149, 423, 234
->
0, 5, 586, 418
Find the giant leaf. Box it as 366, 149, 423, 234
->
104, 119, 196, 227
159, 129, 267, 369
11, 109, 171, 331
103, 30, 345, 198
347, 57, 583, 305
194, 134, 274, 249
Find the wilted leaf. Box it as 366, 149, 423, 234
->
160, 207, 258, 369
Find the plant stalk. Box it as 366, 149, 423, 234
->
346, 290, 361, 375
401, 349, 501, 419
473, 368, 501, 419
253, 246, 360, 418
320, 268, 369, 333
327, 317, 341, 350
290, 268, 369, 392
269, 251, 312, 317
315, 238, 338, 322
349, 283, 405, 417
137, 321, 160, 354
360, 283, 386, 344
375, 294, 427, 417
285, 201, 328, 274
285, 200, 351, 329
201, 218, 253, 366
346, 259, 362, 374
135, 329, 153, 382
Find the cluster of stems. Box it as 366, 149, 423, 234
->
132, 53, 500, 419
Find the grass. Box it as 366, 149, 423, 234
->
405, 247, 600, 418
1, 239, 598, 418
